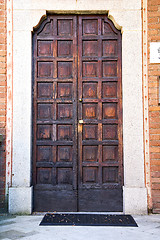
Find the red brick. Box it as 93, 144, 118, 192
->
151, 165, 160, 171
152, 178, 160, 183
149, 100, 158, 105
0, 44, 6, 51
151, 172, 160, 178
0, 62, 6, 68
0, 10, 5, 16
149, 111, 160, 117
153, 202, 160, 209
148, 82, 158, 87
152, 190, 160, 197
149, 30, 159, 36
149, 116, 160, 122
0, 4, 5, 10
0, 51, 6, 56
148, 5, 158, 11
148, 70, 160, 76
0, 38, 6, 44
0, 75, 6, 81
0, 110, 5, 116
0, 22, 5, 28
0, 56, 6, 62
0, 92, 6, 98
150, 135, 160, 140
148, 23, 160, 29
0, 69, 6, 74
0, 115, 5, 122
148, 17, 158, 24
150, 147, 160, 153
148, 0, 160, 212
0, 104, 6, 111
149, 35, 160, 41
151, 153, 160, 159
149, 96, 158, 101
0, 86, 6, 92
148, 0, 160, 5
151, 159, 160, 165
148, 76, 159, 81
148, 11, 160, 17
150, 141, 160, 147
149, 88, 158, 94
0, 15, 5, 21
149, 129, 160, 134
150, 123, 160, 129
0, 123, 5, 128
152, 183, 160, 190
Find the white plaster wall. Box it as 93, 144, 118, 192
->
12, 31, 32, 187
10, 0, 147, 214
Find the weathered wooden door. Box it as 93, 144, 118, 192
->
33, 15, 123, 212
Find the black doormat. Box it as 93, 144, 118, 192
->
40, 213, 138, 227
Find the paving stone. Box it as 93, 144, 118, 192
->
0, 230, 37, 240
0, 221, 16, 226
0, 215, 160, 240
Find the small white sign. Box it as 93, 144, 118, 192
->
150, 42, 160, 63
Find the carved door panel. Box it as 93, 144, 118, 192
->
33, 15, 123, 212
33, 16, 78, 211
77, 16, 123, 211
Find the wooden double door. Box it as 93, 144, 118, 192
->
33, 15, 123, 212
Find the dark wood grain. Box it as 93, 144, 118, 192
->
33, 15, 77, 212
33, 15, 123, 212
78, 15, 123, 211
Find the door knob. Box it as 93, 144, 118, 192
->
79, 120, 83, 124
79, 98, 82, 102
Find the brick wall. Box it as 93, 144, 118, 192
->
148, 0, 160, 213
0, 0, 6, 212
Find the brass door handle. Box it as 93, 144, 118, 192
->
79, 120, 83, 124
79, 98, 82, 102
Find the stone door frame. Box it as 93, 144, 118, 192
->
8, 0, 147, 214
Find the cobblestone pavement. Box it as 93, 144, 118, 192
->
0, 214, 160, 240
